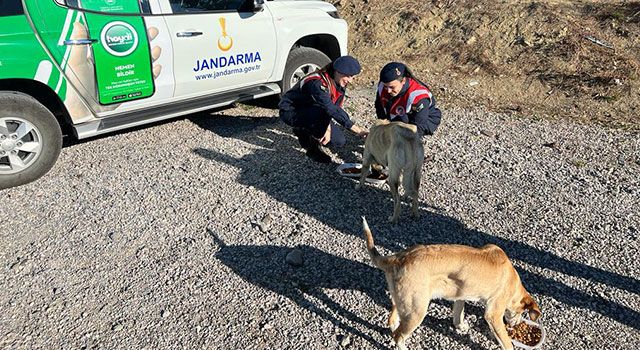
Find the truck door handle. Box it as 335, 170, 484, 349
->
176, 31, 203, 37
63, 39, 98, 45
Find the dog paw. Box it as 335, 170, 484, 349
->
394, 341, 408, 350
355, 183, 361, 190
455, 321, 470, 332
388, 216, 398, 223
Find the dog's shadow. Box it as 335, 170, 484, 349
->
209, 231, 488, 349
190, 112, 640, 336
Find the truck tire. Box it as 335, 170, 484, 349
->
281, 47, 331, 95
0, 92, 63, 189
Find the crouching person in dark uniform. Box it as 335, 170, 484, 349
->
279, 55, 368, 163
375, 62, 442, 136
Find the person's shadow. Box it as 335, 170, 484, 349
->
190, 112, 640, 339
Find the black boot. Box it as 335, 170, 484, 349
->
292, 127, 311, 149
305, 137, 332, 163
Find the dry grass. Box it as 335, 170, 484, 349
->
337, 0, 640, 130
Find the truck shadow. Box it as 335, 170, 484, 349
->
190, 113, 640, 333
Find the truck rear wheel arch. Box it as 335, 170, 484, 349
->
0, 79, 73, 138
293, 34, 341, 62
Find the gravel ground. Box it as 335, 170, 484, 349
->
1, 89, 639, 350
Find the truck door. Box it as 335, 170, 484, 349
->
157, 0, 277, 99
23, 0, 175, 117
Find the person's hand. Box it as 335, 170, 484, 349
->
147, 27, 162, 78
350, 124, 368, 138
318, 123, 331, 145
64, 22, 98, 119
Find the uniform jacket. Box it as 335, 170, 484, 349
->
279, 70, 354, 129
375, 77, 441, 135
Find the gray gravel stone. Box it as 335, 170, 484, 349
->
286, 249, 304, 267
0, 88, 638, 349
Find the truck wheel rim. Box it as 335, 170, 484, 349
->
0, 117, 43, 175
289, 63, 321, 87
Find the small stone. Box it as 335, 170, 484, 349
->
161, 310, 169, 318
469, 80, 479, 87
112, 323, 123, 331
480, 130, 496, 138
261, 214, 273, 226
288, 230, 301, 238
340, 335, 351, 347
286, 249, 303, 267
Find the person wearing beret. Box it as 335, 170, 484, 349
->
375, 62, 442, 136
279, 55, 368, 163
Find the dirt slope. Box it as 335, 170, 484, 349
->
335, 0, 640, 130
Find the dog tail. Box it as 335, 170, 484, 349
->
362, 217, 395, 271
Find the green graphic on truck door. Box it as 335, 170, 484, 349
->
22, 0, 154, 108
79, 0, 155, 104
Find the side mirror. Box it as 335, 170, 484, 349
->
253, 0, 265, 12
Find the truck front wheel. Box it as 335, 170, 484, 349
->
281, 47, 331, 95
0, 92, 62, 190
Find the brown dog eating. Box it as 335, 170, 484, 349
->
362, 217, 541, 350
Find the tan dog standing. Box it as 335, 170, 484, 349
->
362, 217, 541, 350
356, 120, 424, 223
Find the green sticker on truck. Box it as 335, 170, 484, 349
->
82, 1, 154, 104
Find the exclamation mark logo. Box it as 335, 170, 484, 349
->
217, 18, 233, 51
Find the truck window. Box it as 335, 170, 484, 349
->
0, 0, 23, 16
169, 0, 248, 13
57, 0, 153, 15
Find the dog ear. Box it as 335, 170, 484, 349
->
523, 294, 541, 321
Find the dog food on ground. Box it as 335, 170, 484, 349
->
506, 321, 543, 346
342, 167, 361, 174
340, 167, 388, 181
368, 172, 388, 180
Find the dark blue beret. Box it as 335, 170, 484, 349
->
380, 62, 406, 83
333, 55, 361, 76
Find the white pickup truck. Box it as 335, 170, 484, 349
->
0, 0, 348, 189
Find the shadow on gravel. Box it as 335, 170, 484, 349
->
191, 114, 640, 332
209, 230, 486, 350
